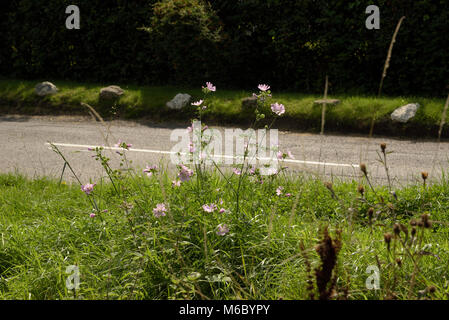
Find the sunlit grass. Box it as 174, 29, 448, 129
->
0, 78, 445, 135
0, 169, 448, 300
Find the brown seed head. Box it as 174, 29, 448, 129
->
380, 143, 387, 153
357, 184, 365, 196
427, 286, 436, 294
384, 233, 392, 250
410, 219, 417, 226
421, 213, 432, 229
421, 171, 428, 181
367, 207, 374, 220
360, 163, 367, 175
324, 182, 333, 191
393, 223, 401, 236
396, 258, 402, 267
411, 227, 417, 237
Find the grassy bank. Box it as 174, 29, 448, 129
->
0, 160, 448, 299
0, 78, 447, 137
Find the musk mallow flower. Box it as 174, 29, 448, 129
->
178, 165, 194, 182
153, 203, 167, 218
143, 165, 158, 177
216, 224, 230, 236
81, 183, 96, 195
202, 203, 218, 213
189, 141, 196, 153
276, 186, 284, 196
233, 168, 242, 175
258, 84, 270, 92
277, 151, 283, 160
277, 150, 294, 160
271, 102, 285, 116
114, 140, 132, 149
249, 166, 256, 175
191, 100, 203, 106
202, 81, 216, 92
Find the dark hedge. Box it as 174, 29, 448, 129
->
1, 0, 448, 96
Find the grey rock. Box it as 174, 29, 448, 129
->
166, 93, 192, 110
100, 85, 124, 100
35, 82, 58, 96
242, 96, 258, 109
391, 103, 420, 123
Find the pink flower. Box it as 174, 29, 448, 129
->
114, 140, 122, 147
285, 193, 292, 197
81, 183, 95, 195
287, 150, 295, 159
172, 180, 181, 187
153, 203, 167, 218
271, 102, 285, 116
276, 186, 284, 196
143, 165, 158, 177
178, 165, 194, 182
202, 203, 218, 213
249, 166, 256, 175
202, 82, 216, 92
89, 213, 96, 218
219, 208, 226, 214
233, 168, 242, 175
189, 141, 195, 153
191, 100, 203, 106
277, 151, 284, 160
258, 84, 270, 92
87, 147, 95, 151
216, 224, 230, 236
186, 126, 193, 133
114, 140, 132, 149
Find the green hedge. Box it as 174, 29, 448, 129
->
1, 0, 448, 96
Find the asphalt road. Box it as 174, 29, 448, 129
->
1, 115, 449, 186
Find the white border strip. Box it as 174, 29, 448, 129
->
46, 142, 359, 168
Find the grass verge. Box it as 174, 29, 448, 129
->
0, 78, 447, 137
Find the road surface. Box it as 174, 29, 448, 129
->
1, 115, 449, 187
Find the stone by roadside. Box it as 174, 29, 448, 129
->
35, 82, 58, 96
391, 103, 420, 123
100, 85, 124, 100
166, 93, 192, 110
